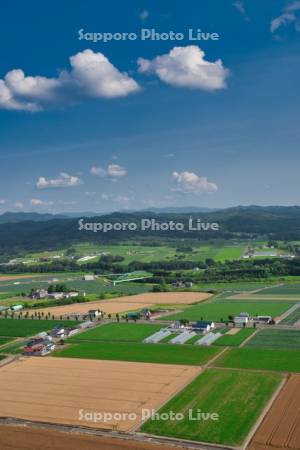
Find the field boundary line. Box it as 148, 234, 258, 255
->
205, 347, 229, 368
239, 329, 259, 348
242, 374, 288, 450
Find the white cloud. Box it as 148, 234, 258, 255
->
171, 171, 218, 194
139, 9, 149, 21
271, 1, 300, 33
90, 166, 106, 177
138, 46, 229, 91
101, 193, 132, 204
14, 202, 24, 209
0, 199, 7, 205
0, 49, 140, 111
107, 164, 127, 177
233, 1, 249, 21
90, 164, 127, 178
30, 198, 54, 206
36, 172, 82, 189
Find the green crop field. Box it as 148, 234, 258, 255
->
0, 340, 24, 354
257, 284, 300, 295
281, 306, 300, 324
165, 301, 292, 322
141, 369, 281, 446
213, 328, 255, 346
55, 341, 221, 366
69, 323, 163, 342
215, 347, 300, 373
246, 329, 300, 350
0, 318, 79, 337
0, 336, 14, 346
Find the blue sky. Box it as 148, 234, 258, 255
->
0, 0, 300, 213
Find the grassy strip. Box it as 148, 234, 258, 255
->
55, 341, 221, 366
69, 323, 162, 343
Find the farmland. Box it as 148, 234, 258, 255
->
164, 300, 292, 322
246, 329, 300, 350
249, 375, 300, 450
69, 323, 163, 342
215, 347, 300, 373
141, 369, 281, 446
0, 336, 14, 346
55, 341, 221, 366
213, 328, 256, 346
0, 357, 200, 432
0, 318, 79, 337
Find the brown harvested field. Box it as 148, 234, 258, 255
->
27, 291, 211, 316
0, 274, 45, 282
0, 357, 200, 432
0, 424, 189, 450
249, 375, 300, 450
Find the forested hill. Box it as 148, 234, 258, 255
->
1, 205, 300, 253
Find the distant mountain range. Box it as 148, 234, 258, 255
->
1, 205, 300, 224
1, 205, 300, 253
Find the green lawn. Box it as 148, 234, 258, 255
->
165, 301, 292, 322
69, 323, 163, 343
55, 341, 221, 366
0, 318, 79, 337
213, 328, 256, 347
141, 369, 281, 446
246, 329, 300, 350
215, 347, 300, 373
258, 284, 300, 295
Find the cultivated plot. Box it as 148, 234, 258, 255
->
141, 369, 281, 446
0, 319, 79, 337
0, 357, 201, 432
249, 375, 300, 450
246, 329, 300, 350
27, 292, 210, 317
55, 341, 221, 366
69, 323, 163, 342
165, 301, 292, 322
215, 347, 300, 373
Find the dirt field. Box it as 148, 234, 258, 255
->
0, 357, 200, 432
226, 328, 240, 335
0, 424, 191, 450
248, 375, 300, 450
27, 291, 211, 316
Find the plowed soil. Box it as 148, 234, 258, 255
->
248, 375, 300, 450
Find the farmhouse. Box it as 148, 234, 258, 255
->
31, 289, 48, 299
48, 292, 64, 300
234, 316, 249, 327
192, 321, 215, 333
24, 337, 55, 356
83, 275, 95, 281
88, 309, 102, 318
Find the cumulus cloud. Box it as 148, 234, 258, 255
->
138, 46, 229, 91
14, 202, 24, 209
171, 171, 218, 194
271, 1, 300, 33
0, 49, 140, 111
90, 164, 127, 178
36, 172, 82, 189
30, 198, 54, 206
